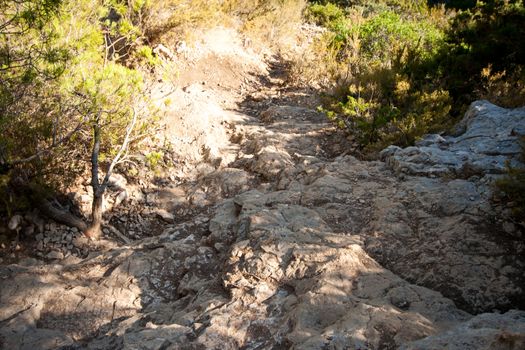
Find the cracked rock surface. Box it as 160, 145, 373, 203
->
1, 32, 524, 349
381, 100, 525, 177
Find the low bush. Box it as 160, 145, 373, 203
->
496, 138, 525, 224
307, 2, 346, 27
142, 0, 225, 42
438, 0, 525, 111
141, 0, 306, 47
303, 1, 450, 151
229, 0, 306, 47
305, 0, 525, 154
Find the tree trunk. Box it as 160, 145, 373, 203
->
85, 118, 104, 239
84, 106, 136, 239
85, 189, 103, 239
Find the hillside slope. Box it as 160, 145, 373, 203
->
1, 25, 525, 350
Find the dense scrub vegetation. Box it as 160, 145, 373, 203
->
301, 0, 525, 222
0, 0, 163, 230
303, 0, 525, 152
1, 0, 524, 233
0, 0, 308, 235
138, 0, 306, 47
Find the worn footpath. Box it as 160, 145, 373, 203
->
1, 28, 525, 349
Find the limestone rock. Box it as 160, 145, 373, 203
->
1, 328, 74, 350
401, 310, 525, 350
251, 145, 294, 179
260, 105, 314, 123
205, 198, 471, 349
46, 250, 64, 260
8, 215, 23, 231
198, 167, 252, 199
114, 190, 128, 207
122, 324, 190, 350
1, 89, 524, 350
155, 209, 175, 223
381, 100, 525, 177
107, 173, 128, 190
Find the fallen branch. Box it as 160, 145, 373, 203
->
106, 224, 132, 245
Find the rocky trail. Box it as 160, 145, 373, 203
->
1, 28, 525, 349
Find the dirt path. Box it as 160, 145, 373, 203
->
1, 27, 524, 350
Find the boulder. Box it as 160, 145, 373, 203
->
401, 310, 525, 350
381, 101, 525, 177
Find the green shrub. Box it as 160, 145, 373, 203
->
308, 0, 429, 17
358, 11, 444, 64
478, 65, 525, 108
496, 138, 525, 223
0, 0, 157, 219
135, 45, 160, 66
233, 0, 306, 46
307, 0, 524, 154
305, 1, 450, 152
436, 0, 525, 113
143, 0, 225, 42
307, 2, 346, 27
324, 71, 451, 151
145, 151, 163, 170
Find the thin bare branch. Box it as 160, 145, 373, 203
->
101, 105, 138, 189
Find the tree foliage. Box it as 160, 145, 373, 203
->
0, 0, 154, 231
1, 0, 70, 213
